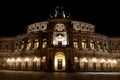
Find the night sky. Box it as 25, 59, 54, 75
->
0, 0, 120, 37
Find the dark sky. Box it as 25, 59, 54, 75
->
0, 0, 120, 37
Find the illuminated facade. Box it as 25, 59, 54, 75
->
0, 6, 120, 72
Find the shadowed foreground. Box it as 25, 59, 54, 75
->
0, 70, 120, 80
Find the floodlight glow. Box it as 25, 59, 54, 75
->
24, 57, 29, 62
16, 58, 21, 62
100, 58, 106, 63
92, 58, 97, 62
33, 57, 39, 62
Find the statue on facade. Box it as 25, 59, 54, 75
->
54, 6, 66, 18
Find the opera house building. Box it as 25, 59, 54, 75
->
0, 6, 120, 72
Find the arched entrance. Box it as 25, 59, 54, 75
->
54, 52, 65, 71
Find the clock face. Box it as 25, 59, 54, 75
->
55, 23, 65, 31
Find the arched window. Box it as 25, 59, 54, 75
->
21, 41, 24, 50
103, 42, 108, 50
97, 41, 101, 50
42, 39, 47, 48
90, 40, 95, 49
74, 57, 79, 62
34, 39, 39, 49
73, 39, 78, 48
42, 56, 46, 62
73, 42, 78, 48
82, 39, 87, 48
26, 40, 31, 50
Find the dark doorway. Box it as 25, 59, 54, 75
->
58, 41, 62, 47
84, 62, 88, 71
33, 62, 37, 70
25, 62, 28, 70
58, 59, 62, 70
93, 62, 96, 71
100, 63, 104, 71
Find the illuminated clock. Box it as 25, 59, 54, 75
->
55, 23, 65, 31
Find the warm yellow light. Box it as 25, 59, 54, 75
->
54, 52, 65, 70
11, 58, 15, 62
16, 58, 21, 62
82, 42, 87, 48
113, 59, 117, 63
24, 57, 29, 62
42, 42, 47, 48
7, 58, 10, 62
55, 58, 57, 66
74, 57, 79, 62
26, 43, 31, 50
82, 57, 88, 62
34, 42, 39, 49
107, 59, 112, 63
63, 59, 65, 66
92, 58, 97, 62
90, 40, 95, 49
33, 57, 39, 62
42, 56, 46, 62
21, 44, 24, 49
100, 58, 106, 63
73, 42, 78, 48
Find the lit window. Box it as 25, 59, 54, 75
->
34, 39, 39, 49
42, 39, 47, 48
73, 42, 78, 48
113, 59, 117, 63
42, 42, 47, 48
16, 43, 19, 50
82, 57, 88, 62
33, 57, 39, 62
11, 58, 15, 62
107, 59, 112, 63
16, 58, 21, 62
7, 58, 11, 62
74, 57, 79, 62
82, 39, 87, 48
103, 42, 108, 50
42, 56, 46, 62
24, 57, 29, 62
92, 58, 97, 62
21, 41, 24, 50
100, 58, 106, 63
90, 40, 95, 49
26, 40, 31, 50
97, 41, 101, 50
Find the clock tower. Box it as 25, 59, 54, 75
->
53, 23, 67, 46
48, 6, 72, 47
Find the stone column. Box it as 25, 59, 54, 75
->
30, 38, 34, 50
79, 37, 82, 49
87, 37, 90, 49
